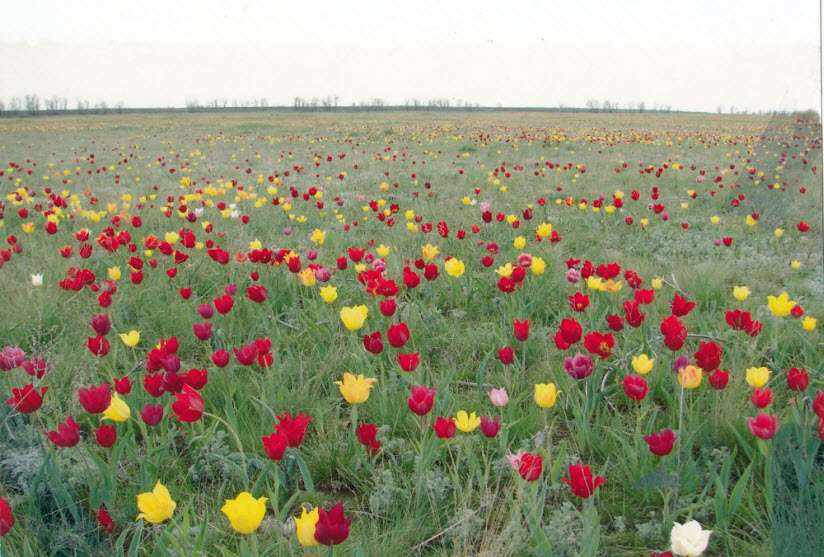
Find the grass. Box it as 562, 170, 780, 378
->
0, 110, 821, 556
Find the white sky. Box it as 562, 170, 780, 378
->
0, 0, 821, 112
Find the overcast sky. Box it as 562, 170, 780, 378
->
1, 0, 821, 112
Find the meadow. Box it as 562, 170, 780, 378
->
0, 110, 821, 556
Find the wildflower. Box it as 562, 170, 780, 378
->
488, 388, 509, 406
0, 496, 14, 536
294, 506, 320, 546
670, 521, 711, 556
102, 394, 131, 422
78, 383, 112, 414
431, 416, 457, 439
745, 366, 770, 388
479, 416, 502, 438
453, 410, 481, 432
171, 385, 204, 422
632, 354, 655, 375
560, 463, 606, 499
314, 503, 352, 546
319, 285, 337, 303
678, 365, 703, 389
5, 385, 48, 414
644, 429, 676, 456
767, 293, 795, 317
518, 452, 543, 481
564, 352, 593, 380
118, 330, 140, 347
408, 385, 436, 416
136, 482, 176, 523
335, 373, 377, 404
30, 273, 43, 286
340, 305, 368, 331
274, 412, 313, 448
221, 492, 267, 535
534, 383, 560, 408
623, 374, 649, 401
733, 286, 750, 301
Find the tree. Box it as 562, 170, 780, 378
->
585, 99, 599, 112
637, 101, 645, 113
185, 98, 200, 112
24, 94, 40, 116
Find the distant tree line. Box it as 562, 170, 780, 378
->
0, 94, 811, 118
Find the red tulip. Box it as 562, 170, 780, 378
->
479, 416, 502, 438
96, 506, 114, 533
560, 463, 606, 499
86, 335, 111, 357
171, 385, 204, 422
750, 388, 773, 409
1, 496, 14, 537
559, 318, 582, 344
622, 301, 646, 328
431, 416, 456, 440
211, 349, 230, 368
379, 299, 397, 317
518, 452, 543, 481
812, 389, 824, 418
197, 303, 214, 319
181, 368, 208, 390
245, 285, 268, 303
140, 403, 164, 426
261, 432, 288, 461
274, 412, 313, 448
623, 374, 649, 401
5, 385, 47, 414
583, 332, 615, 360
606, 314, 625, 332
386, 323, 410, 348
643, 429, 676, 456
314, 503, 353, 546
356, 423, 380, 455
670, 294, 696, 317
46, 416, 80, 447
408, 385, 436, 416
512, 319, 532, 342
693, 341, 723, 372
498, 346, 515, 365
192, 321, 213, 341
213, 295, 234, 314
785, 367, 809, 391
78, 383, 111, 414
94, 425, 117, 448
90, 313, 111, 336
179, 287, 192, 299
708, 369, 730, 390
569, 292, 590, 312
363, 331, 384, 355
747, 413, 779, 440
21, 357, 50, 379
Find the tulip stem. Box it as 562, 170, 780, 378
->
203, 411, 247, 473
674, 379, 685, 507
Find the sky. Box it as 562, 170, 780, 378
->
0, 0, 821, 112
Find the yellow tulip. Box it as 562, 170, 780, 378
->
802, 317, 817, 331
534, 383, 560, 408
586, 276, 604, 291
136, 481, 176, 523
294, 506, 319, 546
774, 228, 784, 238
164, 231, 179, 244
513, 236, 526, 250
790, 260, 801, 269
603, 279, 622, 293
495, 263, 513, 278
376, 244, 390, 257
453, 410, 481, 432
119, 330, 140, 347
651, 278, 663, 290
746, 366, 771, 388
678, 365, 702, 389
531, 257, 546, 275
108, 266, 122, 281
632, 354, 655, 375
221, 492, 268, 534
536, 223, 552, 238
767, 293, 795, 317
310, 229, 326, 245
21, 222, 35, 233
444, 258, 465, 278
334, 373, 377, 404
103, 394, 131, 422
319, 285, 337, 304
297, 268, 316, 287
733, 286, 750, 301
710, 215, 720, 224
340, 306, 367, 331
421, 243, 439, 261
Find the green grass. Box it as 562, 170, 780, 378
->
0, 111, 821, 556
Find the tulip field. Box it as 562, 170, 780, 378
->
0, 110, 822, 556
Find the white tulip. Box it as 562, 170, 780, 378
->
30, 273, 43, 286
671, 520, 712, 556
